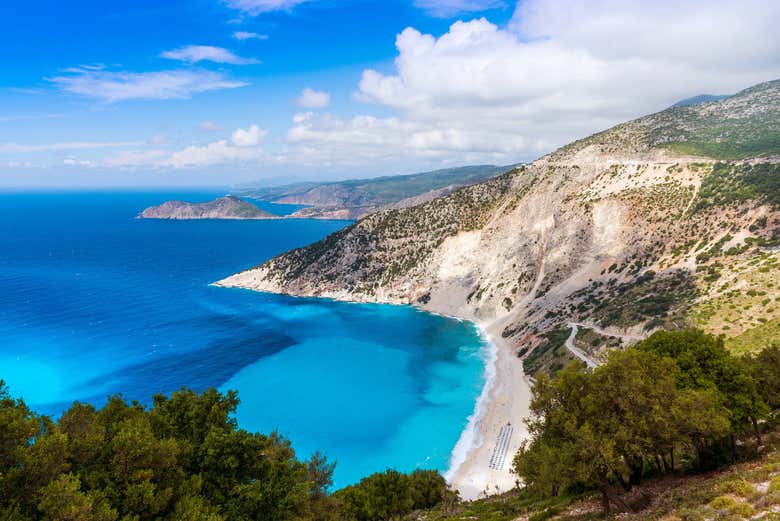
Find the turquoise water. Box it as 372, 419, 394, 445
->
0, 191, 487, 488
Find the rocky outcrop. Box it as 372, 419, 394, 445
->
218, 80, 780, 369
140, 196, 277, 220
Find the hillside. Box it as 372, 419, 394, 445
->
139, 195, 278, 220
673, 94, 731, 107
240, 164, 512, 219
421, 432, 780, 521
218, 79, 779, 358
218, 79, 779, 497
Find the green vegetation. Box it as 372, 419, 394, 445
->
513, 329, 779, 513
662, 134, 780, 160
333, 469, 448, 521
0, 385, 448, 521
696, 162, 780, 210
555, 79, 779, 161
2, 329, 779, 521
522, 327, 573, 376
419, 438, 780, 521
651, 81, 780, 160
580, 271, 697, 330
726, 320, 780, 355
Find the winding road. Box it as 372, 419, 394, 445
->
564, 324, 599, 368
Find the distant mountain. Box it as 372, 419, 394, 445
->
239, 164, 514, 219
139, 196, 277, 220
672, 93, 731, 107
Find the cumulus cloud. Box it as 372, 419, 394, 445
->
413, 0, 506, 18
319, 0, 780, 167
102, 125, 267, 168
165, 140, 262, 167
49, 67, 247, 102
231, 124, 268, 146
224, 0, 310, 15
295, 87, 331, 108
233, 31, 268, 40
44, 0, 780, 176
161, 45, 258, 65
283, 111, 542, 168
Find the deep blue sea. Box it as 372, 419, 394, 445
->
0, 190, 487, 488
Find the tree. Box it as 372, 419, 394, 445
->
746, 345, 780, 410
513, 346, 731, 513
637, 329, 769, 447
334, 468, 447, 521
37, 474, 117, 521
0, 384, 448, 521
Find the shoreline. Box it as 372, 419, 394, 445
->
443, 324, 498, 484
214, 281, 532, 499
446, 320, 533, 500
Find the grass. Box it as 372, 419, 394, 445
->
726, 319, 780, 355
415, 429, 780, 521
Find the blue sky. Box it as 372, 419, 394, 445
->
0, 0, 778, 187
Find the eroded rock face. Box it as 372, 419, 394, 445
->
140, 196, 278, 220
218, 80, 780, 370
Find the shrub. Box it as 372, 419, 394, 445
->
717, 478, 756, 498
709, 495, 755, 518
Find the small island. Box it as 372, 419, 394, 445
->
139, 195, 278, 220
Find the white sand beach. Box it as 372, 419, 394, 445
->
447, 320, 533, 500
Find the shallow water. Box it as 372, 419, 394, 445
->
0, 190, 487, 487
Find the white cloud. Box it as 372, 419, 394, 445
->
35, 0, 780, 178
101, 124, 268, 169
224, 0, 310, 15
0, 113, 63, 123
413, 0, 506, 17
295, 87, 331, 108
306, 0, 779, 168
63, 158, 95, 167
103, 149, 168, 167
166, 140, 262, 167
231, 124, 268, 146
0, 141, 141, 153
283, 111, 541, 168
199, 121, 224, 131
49, 67, 247, 102
160, 45, 258, 65
233, 31, 268, 41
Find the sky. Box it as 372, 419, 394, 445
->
0, 0, 778, 188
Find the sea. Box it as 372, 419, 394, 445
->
0, 190, 489, 488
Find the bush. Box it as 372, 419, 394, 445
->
333, 469, 448, 521
717, 478, 756, 499
709, 495, 755, 518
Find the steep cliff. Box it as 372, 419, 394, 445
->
218, 80, 780, 370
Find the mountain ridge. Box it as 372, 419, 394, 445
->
216, 79, 779, 496
239, 164, 514, 219
218, 78, 780, 357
